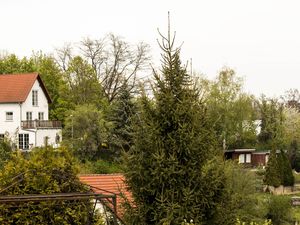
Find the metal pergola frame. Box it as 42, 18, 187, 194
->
0, 171, 120, 225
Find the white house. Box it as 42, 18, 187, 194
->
0, 73, 62, 150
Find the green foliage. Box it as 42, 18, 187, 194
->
80, 159, 123, 174
264, 149, 281, 187
291, 207, 300, 224
0, 53, 67, 122
0, 147, 101, 224
265, 149, 294, 187
62, 56, 105, 108
57, 35, 150, 103
108, 84, 136, 158
0, 54, 35, 74
203, 68, 257, 150
257, 97, 285, 150
278, 150, 294, 186
283, 107, 300, 171
266, 195, 292, 225
288, 140, 300, 171
124, 31, 228, 224
31, 52, 66, 121
259, 98, 294, 187
222, 161, 267, 224
63, 104, 111, 160
0, 137, 13, 169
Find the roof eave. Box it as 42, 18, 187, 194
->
36, 74, 52, 104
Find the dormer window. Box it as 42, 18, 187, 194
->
32, 90, 38, 106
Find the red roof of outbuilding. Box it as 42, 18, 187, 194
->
79, 174, 132, 221
0, 73, 51, 103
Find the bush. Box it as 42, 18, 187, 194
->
80, 160, 123, 174
223, 161, 267, 223
266, 195, 292, 225
0, 147, 102, 224
279, 150, 294, 186
0, 137, 13, 169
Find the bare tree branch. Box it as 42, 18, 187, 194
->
55, 34, 151, 103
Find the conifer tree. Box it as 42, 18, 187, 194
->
108, 83, 136, 159
124, 19, 228, 225
279, 150, 294, 186
263, 99, 294, 187
265, 149, 281, 187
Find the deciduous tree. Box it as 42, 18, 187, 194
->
64, 104, 111, 161
203, 68, 257, 150
56, 34, 151, 103
0, 147, 102, 224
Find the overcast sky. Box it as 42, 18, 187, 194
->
1, 0, 300, 97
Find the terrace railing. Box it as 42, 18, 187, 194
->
21, 120, 62, 129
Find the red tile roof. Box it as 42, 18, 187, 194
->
79, 174, 132, 221
0, 73, 51, 103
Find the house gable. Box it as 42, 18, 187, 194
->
0, 73, 51, 104
0, 73, 61, 150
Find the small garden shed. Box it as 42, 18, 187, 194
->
224, 149, 270, 167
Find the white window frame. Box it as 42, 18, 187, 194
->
265, 154, 269, 164
239, 154, 245, 163
246, 154, 251, 163
5, 112, 13, 121
26, 112, 33, 121
38, 112, 44, 120
19, 133, 29, 150
32, 90, 38, 106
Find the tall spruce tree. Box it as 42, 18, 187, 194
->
264, 149, 281, 187
262, 98, 294, 187
108, 83, 136, 159
124, 21, 228, 225
278, 150, 294, 186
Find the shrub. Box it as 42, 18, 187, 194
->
0, 137, 13, 169
266, 195, 292, 225
81, 160, 123, 174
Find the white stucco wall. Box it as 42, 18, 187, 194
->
36, 129, 62, 148
0, 79, 61, 149
0, 103, 21, 135
21, 79, 49, 121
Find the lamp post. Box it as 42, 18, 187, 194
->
70, 114, 73, 150
71, 116, 73, 140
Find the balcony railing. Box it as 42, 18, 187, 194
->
21, 120, 62, 129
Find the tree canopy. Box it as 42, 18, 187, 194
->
0, 147, 102, 224
203, 68, 257, 150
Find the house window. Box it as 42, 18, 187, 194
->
19, 134, 29, 150
38, 112, 44, 120
265, 154, 269, 164
239, 154, 245, 163
32, 90, 38, 106
246, 154, 251, 163
0, 134, 4, 141
6, 112, 13, 121
26, 112, 32, 120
